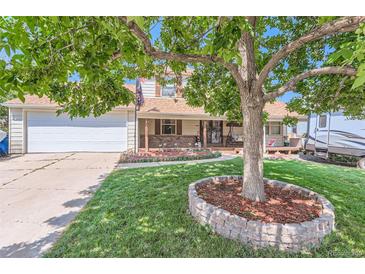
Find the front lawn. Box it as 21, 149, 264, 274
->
45, 158, 365, 258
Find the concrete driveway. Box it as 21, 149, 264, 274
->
0, 152, 120, 258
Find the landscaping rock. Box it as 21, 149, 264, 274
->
188, 176, 335, 252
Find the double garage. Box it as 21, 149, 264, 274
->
8, 108, 135, 153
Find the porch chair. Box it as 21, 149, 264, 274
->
267, 138, 276, 147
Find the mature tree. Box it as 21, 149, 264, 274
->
1, 16, 365, 201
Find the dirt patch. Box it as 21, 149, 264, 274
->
196, 178, 322, 224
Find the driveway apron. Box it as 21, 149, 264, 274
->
0, 153, 119, 257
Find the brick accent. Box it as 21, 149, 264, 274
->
139, 135, 197, 148
189, 176, 335, 252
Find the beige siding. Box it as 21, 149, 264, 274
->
141, 79, 156, 97
127, 110, 137, 150
9, 108, 24, 154
138, 119, 155, 135
182, 120, 200, 135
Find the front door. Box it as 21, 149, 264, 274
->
314, 113, 330, 151
208, 121, 223, 145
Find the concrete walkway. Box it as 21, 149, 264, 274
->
117, 154, 237, 169
0, 153, 120, 258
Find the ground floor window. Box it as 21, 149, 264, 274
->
161, 119, 176, 135
265, 122, 282, 135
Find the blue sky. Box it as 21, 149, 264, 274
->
0, 48, 10, 62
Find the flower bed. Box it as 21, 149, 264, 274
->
189, 176, 335, 252
119, 149, 222, 163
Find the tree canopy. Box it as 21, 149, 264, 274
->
2, 16, 365, 201
1, 16, 364, 119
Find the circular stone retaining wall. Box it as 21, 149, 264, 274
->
188, 176, 335, 252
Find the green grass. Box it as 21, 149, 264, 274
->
45, 158, 365, 258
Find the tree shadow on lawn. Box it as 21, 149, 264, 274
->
44, 159, 365, 258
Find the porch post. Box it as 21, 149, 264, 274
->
144, 119, 149, 152
203, 120, 207, 148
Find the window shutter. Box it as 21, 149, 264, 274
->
177, 120, 182, 135
155, 78, 161, 97
155, 119, 160, 135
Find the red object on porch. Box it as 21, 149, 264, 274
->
267, 139, 276, 147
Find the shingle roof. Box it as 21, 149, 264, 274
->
4, 89, 303, 119
264, 101, 301, 118
139, 97, 205, 114
5, 95, 56, 106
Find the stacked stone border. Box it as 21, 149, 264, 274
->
188, 176, 335, 252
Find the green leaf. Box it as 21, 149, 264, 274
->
318, 16, 337, 25
328, 48, 353, 63
4, 45, 11, 56
17, 90, 25, 103
352, 75, 365, 89
128, 16, 145, 29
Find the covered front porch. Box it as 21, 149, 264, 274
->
137, 117, 287, 151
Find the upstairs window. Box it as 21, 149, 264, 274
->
161, 119, 176, 135
161, 77, 176, 97
162, 84, 176, 97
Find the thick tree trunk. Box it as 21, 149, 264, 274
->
236, 17, 266, 202
241, 98, 266, 202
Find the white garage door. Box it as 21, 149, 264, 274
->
27, 111, 128, 152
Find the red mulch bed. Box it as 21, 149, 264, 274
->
196, 179, 323, 224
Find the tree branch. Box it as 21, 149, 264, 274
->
263, 66, 357, 101
119, 17, 219, 63
256, 16, 365, 91
118, 16, 240, 76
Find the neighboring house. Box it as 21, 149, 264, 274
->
2, 77, 306, 154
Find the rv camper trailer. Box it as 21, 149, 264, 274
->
305, 111, 365, 169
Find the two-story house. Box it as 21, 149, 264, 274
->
3, 75, 307, 154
